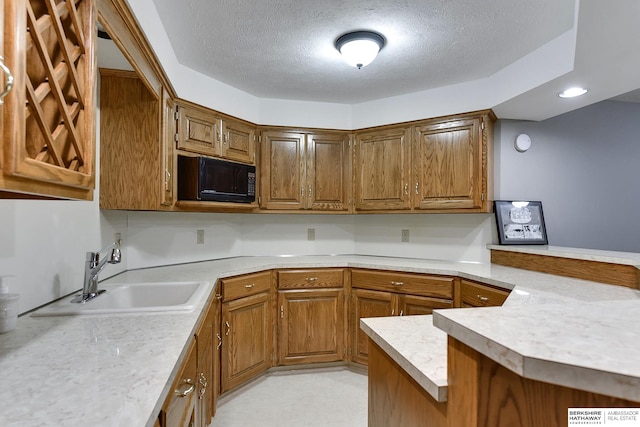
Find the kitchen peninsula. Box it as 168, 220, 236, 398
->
1, 247, 640, 426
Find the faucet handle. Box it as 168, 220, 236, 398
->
109, 247, 121, 264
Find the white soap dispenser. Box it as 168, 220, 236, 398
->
0, 276, 19, 334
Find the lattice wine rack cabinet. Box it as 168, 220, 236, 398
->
1, 0, 96, 200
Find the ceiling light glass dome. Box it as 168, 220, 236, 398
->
335, 31, 385, 69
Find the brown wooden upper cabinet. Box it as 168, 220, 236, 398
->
176, 100, 256, 165
413, 115, 487, 211
1, 0, 96, 200
354, 111, 494, 213
260, 130, 350, 211
100, 71, 174, 210
354, 127, 412, 211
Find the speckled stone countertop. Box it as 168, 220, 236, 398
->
2, 253, 640, 426
359, 247, 640, 404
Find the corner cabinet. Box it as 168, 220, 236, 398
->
1, 0, 96, 200
276, 269, 347, 365
260, 130, 351, 211
353, 110, 494, 213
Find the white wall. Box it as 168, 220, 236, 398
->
496, 100, 640, 252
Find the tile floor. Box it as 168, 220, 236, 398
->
211, 367, 368, 427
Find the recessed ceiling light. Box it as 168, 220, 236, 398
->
558, 87, 588, 98
335, 31, 385, 69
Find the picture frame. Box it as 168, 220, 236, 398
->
494, 200, 548, 245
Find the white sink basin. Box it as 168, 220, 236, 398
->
31, 281, 210, 316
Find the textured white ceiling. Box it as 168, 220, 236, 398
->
150, 0, 576, 104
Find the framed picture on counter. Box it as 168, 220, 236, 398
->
494, 200, 548, 245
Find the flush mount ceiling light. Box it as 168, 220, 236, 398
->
335, 31, 385, 69
558, 87, 588, 98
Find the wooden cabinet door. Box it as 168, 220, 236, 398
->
413, 117, 483, 210
1, 0, 95, 200
196, 301, 215, 427
306, 132, 350, 211
351, 288, 396, 365
277, 288, 346, 365
400, 294, 453, 316
354, 128, 412, 211
163, 339, 198, 427
260, 131, 305, 210
220, 292, 271, 393
177, 103, 221, 157
221, 118, 255, 164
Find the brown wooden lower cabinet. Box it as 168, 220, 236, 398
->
277, 288, 346, 365
220, 292, 272, 393
160, 339, 198, 427
350, 268, 455, 366
196, 301, 215, 427
351, 288, 395, 365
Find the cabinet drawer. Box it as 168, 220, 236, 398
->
351, 269, 453, 299
460, 279, 510, 307
278, 268, 344, 289
221, 271, 271, 301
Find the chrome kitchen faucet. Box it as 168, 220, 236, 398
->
71, 242, 122, 303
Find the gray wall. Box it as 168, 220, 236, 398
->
496, 100, 640, 252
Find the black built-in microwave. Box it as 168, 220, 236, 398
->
177, 156, 256, 203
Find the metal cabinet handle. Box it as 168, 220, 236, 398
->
216, 131, 221, 142
404, 183, 408, 195
391, 309, 395, 316
308, 186, 312, 197
216, 333, 222, 350
477, 295, 490, 302
301, 187, 305, 197
0, 56, 14, 105
399, 310, 404, 316
391, 281, 404, 286
175, 379, 195, 397
225, 321, 230, 336
165, 169, 171, 190
198, 373, 208, 399
305, 277, 318, 282
415, 182, 419, 195
280, 305, 284, 318
244, 283, 255, 289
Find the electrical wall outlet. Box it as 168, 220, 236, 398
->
401, 229, 410, 242
307, 228, 316, 241
197, 229, 205, 244
114, 232, 122, 245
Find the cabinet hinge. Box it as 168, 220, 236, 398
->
174, 111, 179, 121
481, 192, 485, 201
481, 120, 485, 130
258, 196, 262, 205
174, 133, 179, 143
